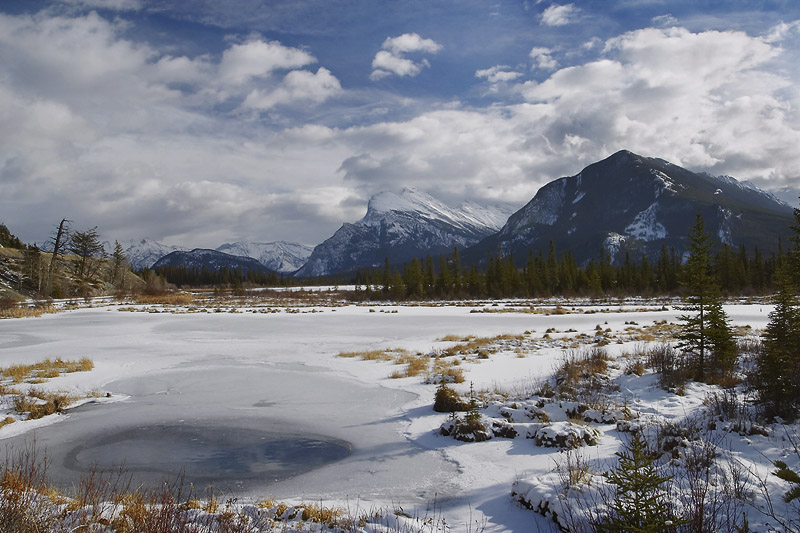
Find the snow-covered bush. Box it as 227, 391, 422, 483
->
528, 421, 600, 449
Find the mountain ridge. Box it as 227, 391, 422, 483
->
470, 150, 793, 266
295, 188, 515, 277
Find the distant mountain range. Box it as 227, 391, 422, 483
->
122, 150, 795, 278
470, 150, 793, 266
152, 248, 272, 275
124, 239, 186, 271
294, 188, 515, 277
215, 241, 312, 273
124, 239, 311, 273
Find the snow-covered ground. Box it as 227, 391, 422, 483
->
0, 298, 789, 531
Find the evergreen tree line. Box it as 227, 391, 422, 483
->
0, 223, 24, 249
152, 264, 283, 288
353, 240, 784, 301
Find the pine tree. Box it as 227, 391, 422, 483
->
754, 264, 800, 419
678, 214, 735, 382
69, 226, 105, 279
111, 240, 127, 287
595, 432, 681, 533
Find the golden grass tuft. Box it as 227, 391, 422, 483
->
13, 390, 77, 420
431, 358, 465, 383
1, 357, 94, 383
556, 347, 612, 388
0, 303, 57, 319
130, 292, 195, 306
299, 502, 345, 524
390, 355, 429, 379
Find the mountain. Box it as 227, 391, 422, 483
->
124, 239, 186, 271
215, 241, 312, 273
295, 188, 515, 277
152, 249, 273, 275
472, 150, 794, 266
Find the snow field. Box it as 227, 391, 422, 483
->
0, 298, 786, 532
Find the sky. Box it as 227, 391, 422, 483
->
1, 0, 799, 249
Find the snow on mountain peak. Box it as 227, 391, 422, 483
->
216, 241, 312, 273
362, 188, 511, 232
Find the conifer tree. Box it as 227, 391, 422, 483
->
69, 226, 105, 279
678, 213, 735, 382
595, 431, 680, 533
110, 240, 127, 287
751, 200, 800, 419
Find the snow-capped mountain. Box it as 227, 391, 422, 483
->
295, 188, 515, 277
215, 241, 312, 273
152, 248, 272, 275
472, 150, 794, 265
123, 239, 186, 271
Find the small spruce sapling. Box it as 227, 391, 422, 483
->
595, 431, 683, 532
773, 460, 800, 502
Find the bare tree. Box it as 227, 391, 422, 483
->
44, 218, 70, 297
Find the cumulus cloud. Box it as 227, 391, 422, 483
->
371, 51, 428, 79
529, 47, 557, 70
219, 39, 316, 85
332, 25, 800, 209
475, 65, 523, 83
242, 67, 342, 110
370, 32, 442, 80
381, 33, 442, 55
540, 3, 580, 26
0, 10, 349, 246
516, 26, 799, 179
1, 7, 799, 250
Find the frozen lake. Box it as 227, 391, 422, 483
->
0, 300, 773, 530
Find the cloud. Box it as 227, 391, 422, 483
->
765, 19, 800, 43
516, 26, 799, 179
529, 47, 557, 70
1, 7, 799, 250
59, 0, 143, 11
381, 33, 442, 55
371, 51, 428, 79
335, 25, 800, 210
370, 32, 442, 80
651, 14, 678, 28
540, 3, 581, 26
218, 39, 316, 85
475, 65, 523, 83
242, 67, 342, 110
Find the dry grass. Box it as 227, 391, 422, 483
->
555, 347, 612, 390
1, 357, 94, 384
439, 333, 524, 358
127, 292, 195, 306
437, 334, 472, 342
0, 304, 57, 319
390, 355, 429, 379
0, 446, 448, 532
0, 358, 95, 422
337, 349, 399, 361
13, 390, 78, 420
431, 357, 465, 383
